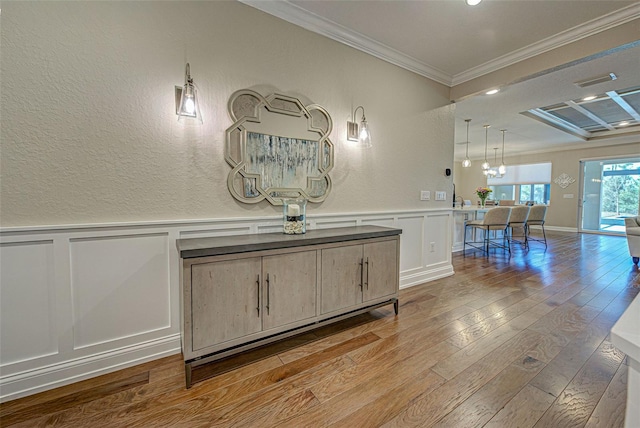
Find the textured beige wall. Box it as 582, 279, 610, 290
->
453, 142, 640, 229
0, 1, 454, 227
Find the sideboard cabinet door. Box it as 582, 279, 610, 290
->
363, 240, 398, 302
190, 257, 262, 351
320, 244, 363, 314
262, 250, 317, 331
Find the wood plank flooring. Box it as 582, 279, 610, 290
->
2, 231, 638, 427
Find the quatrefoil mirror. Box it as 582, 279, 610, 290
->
225, 89, 334, 206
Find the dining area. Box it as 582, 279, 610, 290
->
453, 198, 548, 257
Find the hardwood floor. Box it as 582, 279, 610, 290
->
2, 231, 638, 427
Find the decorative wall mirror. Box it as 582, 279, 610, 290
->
225, 89, 334, 206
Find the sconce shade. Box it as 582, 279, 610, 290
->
178, 84, 197, 117
175, 63, 202, 123
358, 118, 372, 148
348, 105, 372, 148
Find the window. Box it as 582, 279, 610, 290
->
488, 162, 552, 204
519, 184, 551, 204
491, 185, 515, 201
488, 184, 550, 204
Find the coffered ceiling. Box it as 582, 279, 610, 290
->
242, 0, 640, 159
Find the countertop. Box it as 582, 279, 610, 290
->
611, 292, 640, 363
176, 225, 402, 259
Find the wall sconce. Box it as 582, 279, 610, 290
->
175, 63, 202, 123
347, 106, 372, 148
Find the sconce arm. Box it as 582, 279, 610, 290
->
352, 105, 366, 122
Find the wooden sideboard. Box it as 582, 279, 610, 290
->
176, 225, 401, 387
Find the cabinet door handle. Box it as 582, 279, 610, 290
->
266, 273, 270, 315
256, 274, 260, 316
365, 257, 369, 290
359, 258, 364, 290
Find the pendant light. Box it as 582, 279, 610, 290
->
499, 129, 507, 175
481, 125, 490, 174
462, 119, 471, 168
488, 148, 500, 177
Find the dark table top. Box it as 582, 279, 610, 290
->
176, 225, 402, 259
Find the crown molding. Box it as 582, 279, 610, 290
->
241, 1, 639, 88
450, 3, 640, 85
239, 0, 452, 85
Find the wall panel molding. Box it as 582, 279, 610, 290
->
0, 208, 453, 402
0, 334, 180, 402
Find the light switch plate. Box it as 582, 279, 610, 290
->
563, 194, 575, 199
420, 191, 430, 201
435, 191, 446, 201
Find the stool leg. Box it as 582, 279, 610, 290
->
463, 225, 467, 256
485, 228, 489, 255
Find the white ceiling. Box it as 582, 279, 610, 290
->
454, 44, 640, 159
242, 0, 640, 160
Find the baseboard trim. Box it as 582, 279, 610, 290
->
400, 265, 454, 289
531, 225, 578, 233
0, 335, 181, 403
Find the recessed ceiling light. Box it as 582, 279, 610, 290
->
619, 121, 630, 127
582, 95, 597, 101
485, 89, 499, 95
466, 0, 482, 5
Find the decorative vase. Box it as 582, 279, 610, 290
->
283, 198, 306, 234
480, 198, 487, 208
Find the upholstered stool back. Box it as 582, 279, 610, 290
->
527, 205, 547, 224
481, 207, 512, 229
509, 206, 530, 225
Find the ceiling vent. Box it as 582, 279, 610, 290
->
575, 73, 617, 88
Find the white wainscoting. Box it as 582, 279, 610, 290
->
0, 209, 453, 402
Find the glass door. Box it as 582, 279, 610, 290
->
579, 157, 640, 234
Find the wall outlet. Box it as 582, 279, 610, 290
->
420, 191, 430, 201
435, 191, 446, 201
430, 242, 435, 252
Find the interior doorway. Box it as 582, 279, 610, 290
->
579, 157, 640, 234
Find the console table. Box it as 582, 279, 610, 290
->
176, 225, 401, 388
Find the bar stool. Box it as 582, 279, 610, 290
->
526, 205, 548, 247
464, 207, 512, 256
507, 205, 530, 249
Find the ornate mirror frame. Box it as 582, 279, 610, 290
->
225, 89, 334, 206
